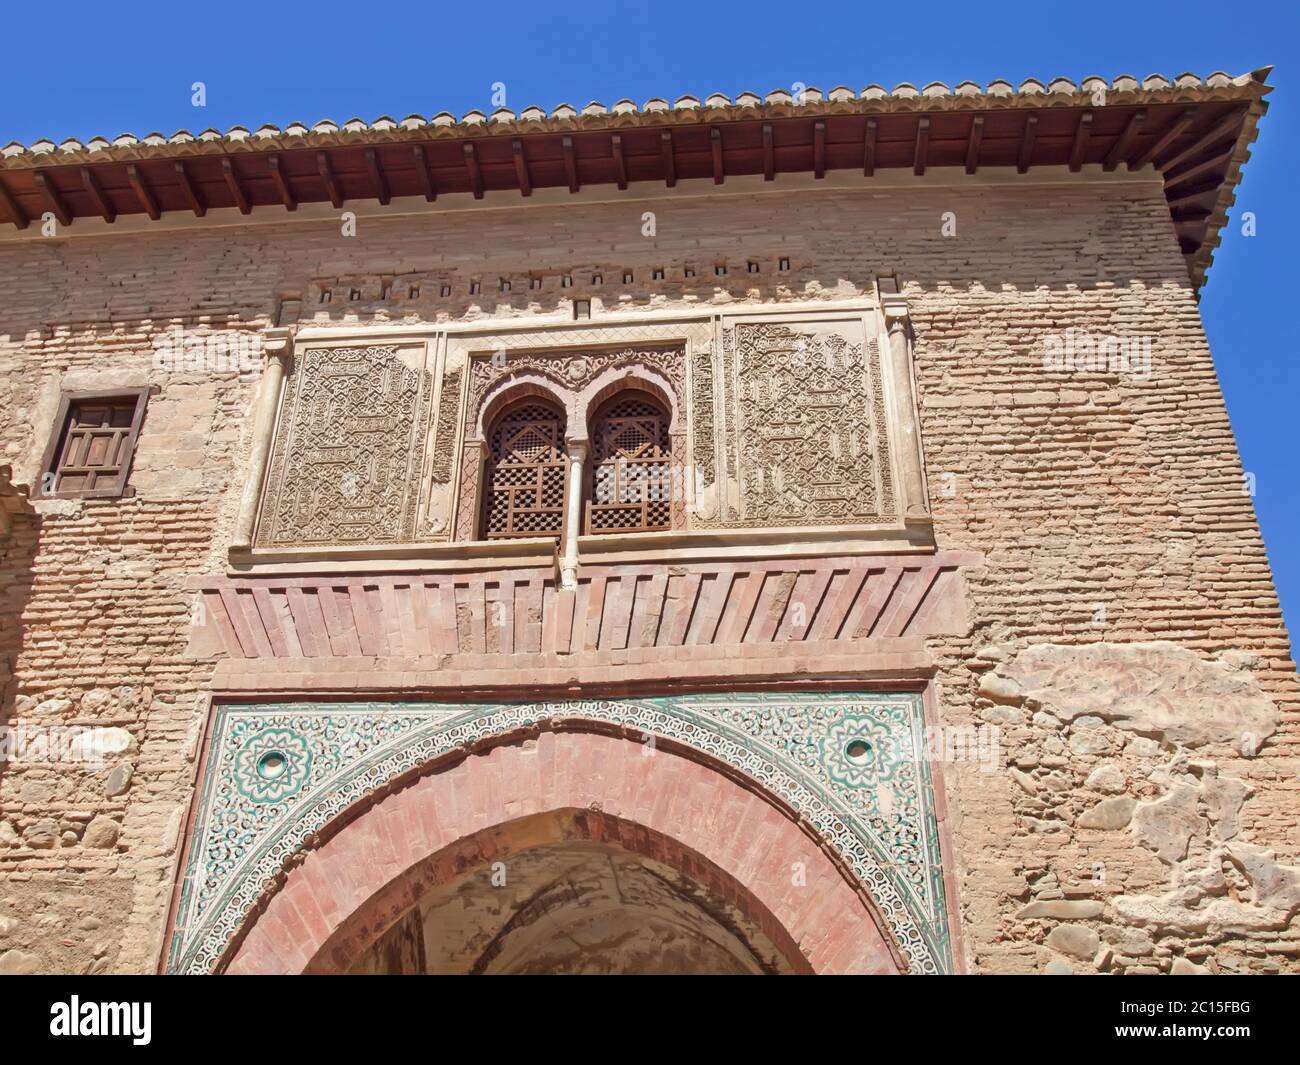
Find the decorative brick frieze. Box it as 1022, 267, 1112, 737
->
187, 551, 975, 668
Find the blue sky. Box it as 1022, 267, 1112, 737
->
2, 0, 1296, 649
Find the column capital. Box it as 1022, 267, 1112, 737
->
876, 276, 910, 326
262, 326, 296, 362
881, 294, 910, 327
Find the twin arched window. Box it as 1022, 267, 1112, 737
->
480, 390, 672, 540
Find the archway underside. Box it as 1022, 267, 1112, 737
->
218, 726, 911, 974
344, 810, 805, 975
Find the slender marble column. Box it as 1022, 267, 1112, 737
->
883, 307, 929, 518
559, 439, 588, 590
231, 329, 292, 549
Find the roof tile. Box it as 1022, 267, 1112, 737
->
1, 69, 1270, 160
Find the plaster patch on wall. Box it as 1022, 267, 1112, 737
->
977, 641, 1277, 750
974, 639, 1294, 974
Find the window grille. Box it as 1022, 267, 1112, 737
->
480, 401, 568, 540
585, 393, 672, 534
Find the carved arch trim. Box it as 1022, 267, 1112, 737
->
164, 693, 957, 975
575, 363, 680, 435
474, 373, 577, 442
452, 333, 695, 541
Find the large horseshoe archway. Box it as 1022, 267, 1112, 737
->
229, 731, 900, 974
166, 695, 957, 974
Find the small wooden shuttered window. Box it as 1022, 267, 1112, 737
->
480, 401, 568, 540
585, 393, 672, 534
38, 388, 152, 499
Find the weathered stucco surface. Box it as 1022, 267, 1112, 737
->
976, 641, 1296, 971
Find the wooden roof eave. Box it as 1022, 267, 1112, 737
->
1180, 94, 1269, 289
0, 75, 1271, 171
0, 73, 1271, 290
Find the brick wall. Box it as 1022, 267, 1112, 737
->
0, 174, 1295, 974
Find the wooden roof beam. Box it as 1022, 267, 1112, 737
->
126, 165, 160, 220
268, 155, 297, 211
1103, 109, 1146, 171
1158, 108, 1247, 173
562, 135, 579, 193
814, 120, 826, 179
32, 172, 72, 227
317, 152, 343, 208
1166, 179, 1220, 210
174, 161, 206, 217
0, 178, 29, 229
1165, 147, 1236, 190
512, 139, 532, 197
864, 117, 878, 177
913, 117, 930, 176
1017, 114, 1038, 174
611, 134, 628, 190
463, 142, 484, 199
964, 114, 983, 175
221, 159, 251, 214
1068, 111, 1093, 172
412, 145, 436, 201
662, 130, 677, 187
364, 148, 390, 205
710, 127, 724, 185
80, 167, 115, 223
1129, 109, 1196, 170
1173, 214, 1210, 232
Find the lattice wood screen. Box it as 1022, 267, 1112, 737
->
481, 402, 568, 540
586, 394, 672, 534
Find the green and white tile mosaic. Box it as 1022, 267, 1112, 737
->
167, 693, 953, 974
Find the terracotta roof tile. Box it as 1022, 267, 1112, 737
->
0, 70, 1270, 160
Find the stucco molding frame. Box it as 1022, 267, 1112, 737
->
234, 296, 943, 563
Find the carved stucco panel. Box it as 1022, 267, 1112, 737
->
423, 356, 464, 538
688, 340, 721, 523
255, 344, 432, 546
167, 693, 954, 975
706, 320, 897, 529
